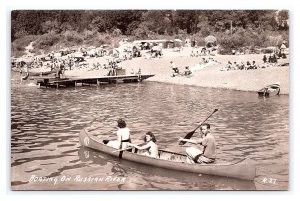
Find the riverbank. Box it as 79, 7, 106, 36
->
58, 53, 288, 95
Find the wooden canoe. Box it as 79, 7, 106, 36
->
258, 83, 280, 97
79, 128, 256, 180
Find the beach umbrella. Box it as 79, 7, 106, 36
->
205, 35, 217, 44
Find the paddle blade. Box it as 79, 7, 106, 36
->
179, 108, 218, 145
179, 130, 196, 145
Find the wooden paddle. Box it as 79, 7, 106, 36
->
179, 108, 218, 145
112, 146, 134, 153
112, 141, 147, 153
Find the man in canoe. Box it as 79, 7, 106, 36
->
178, 123, 216, 164
107, 118, 131, 150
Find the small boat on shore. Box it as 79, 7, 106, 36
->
258, 83, 280, 97
28, 70, 56, 76
12, 68, 56, 77
79, 128, 256, 180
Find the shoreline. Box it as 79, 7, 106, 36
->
148, 79, 289, 96
27, 53, 289, 95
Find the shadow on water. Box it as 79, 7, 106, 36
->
77, 146, 256, 190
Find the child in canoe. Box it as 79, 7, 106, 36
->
128, 132, 158, 158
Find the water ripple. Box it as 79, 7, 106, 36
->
11, 80, 288, 190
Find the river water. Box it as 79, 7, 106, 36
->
10, 76, 289, 190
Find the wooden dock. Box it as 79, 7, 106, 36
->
35, 74, 155, 88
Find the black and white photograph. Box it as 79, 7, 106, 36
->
9, 9, 289, 191
6, 2, 296, 194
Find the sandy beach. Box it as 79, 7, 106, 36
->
52, 51, 289, 95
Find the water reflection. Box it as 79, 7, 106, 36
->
77, 147, 256, 190
11, 79, 288, 190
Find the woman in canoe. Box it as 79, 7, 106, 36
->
128, 131, 158, 158
107, 118, 131, 150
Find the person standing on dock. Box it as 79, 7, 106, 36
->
178, 123, 216, 164
55, 63, 64, 79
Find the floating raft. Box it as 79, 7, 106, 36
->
36, 74, 155, 88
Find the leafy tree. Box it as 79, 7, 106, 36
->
41, 20, 60, 34
11, 10, 289, 56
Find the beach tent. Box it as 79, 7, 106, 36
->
174, 39, 183, 47
205, 35, 217, 47
108, 49, 119, 54
108, 49, 120, 58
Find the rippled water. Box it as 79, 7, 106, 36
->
11, 75, 289, 190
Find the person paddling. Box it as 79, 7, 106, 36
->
178, 123, 216, 164
128, 131, 158, 158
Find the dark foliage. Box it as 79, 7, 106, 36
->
11, 10, 289, 55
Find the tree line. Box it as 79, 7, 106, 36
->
11, 10, 289, 55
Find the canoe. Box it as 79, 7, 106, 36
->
77, 146, 257, 190
79, 128, 256, 180
258, 83, 280, 97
